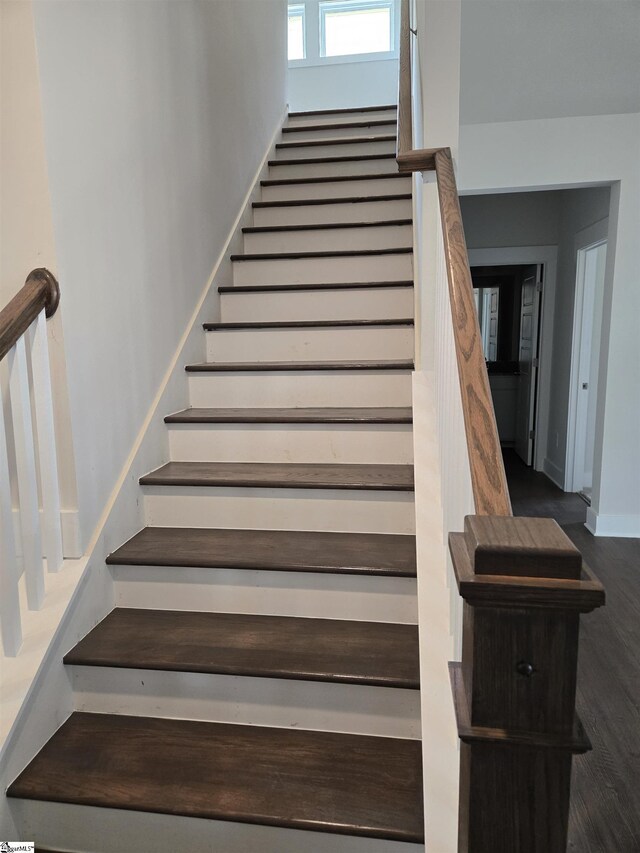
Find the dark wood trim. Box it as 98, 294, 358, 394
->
276, 134, 396, 149
396, 0, 412, 163
282, 119, 397, 134
242, 219, 412, 234
164, 407, 413, 425
203, 319, 414, 331
397, 148, 439, 172
106, 527, 417, 577
219, 280, 413, 294
230, 247, 412, 262
0, 268, 60, 362
288, 105, 397, 118
186, 359, 414, 372
269, 153, 396, 167
261, 172, 410, 187
253, 193, 412, 209
435, 148, 511, 517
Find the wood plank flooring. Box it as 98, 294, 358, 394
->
164, 406, 413, 424
9, 713, 424, 843
64, 609, 420, 688
504, 450, 640, 852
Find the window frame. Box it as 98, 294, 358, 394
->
287, 3, 307, 61
288, 0, 399, 69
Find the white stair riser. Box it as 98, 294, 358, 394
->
286, 110, 397, 127
168, 423, 414, 464
188, 371, 413, 408
220, 287, 414, 323
268, 157, 397, 180
143, 487, 416, 535
244, 223, 412, 253
253, 198, 412, 227
205, 325, 414, 362
232, 253, 412, 287
282, 124, 396, 141
112, 565, 418, 623
13, 800, 425, 853
275, 137, 396, 160
70, 667, 420, 738
261, 176, 410, 202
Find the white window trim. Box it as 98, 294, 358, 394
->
288, 0, 399, 68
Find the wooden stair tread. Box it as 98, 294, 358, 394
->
203, 319, 413, 330
242, 218, 412, 233
269, 152, 396, 166
218, 280, 413, 294
64, 609, 420, 688
282, 118, 397, 133
185, 359, 414, 372
288, 105, 397, 118
253, 193, 411, 208
230, 247, 411, 262
165, 407, 413, 424
276, 134, 397, 149
8, 712, 424, 843
261, 172, 408, 187
106, 527, 417, 576
140, 462, 414, 491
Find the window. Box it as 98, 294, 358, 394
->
288, 0, 398, 66
320, 0, 393, 58
288, 4, 306, 61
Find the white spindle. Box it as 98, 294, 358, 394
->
27, 309, 63, 572
0, 390, 22, 655
8, 336, 45, 610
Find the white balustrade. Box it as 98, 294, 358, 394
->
0, 304, 64, 656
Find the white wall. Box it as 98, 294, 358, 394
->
1, 0, 80, 553
32, 0, 287, 548
288, 58, 398, 111
459, 113, 640, 536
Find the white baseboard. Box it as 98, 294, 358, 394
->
585, 507, 640, 538
12, 508, 82, 560
542, 457, 564, 489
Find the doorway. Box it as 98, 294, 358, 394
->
567, 240, 607, 501
471, 263, 543, 466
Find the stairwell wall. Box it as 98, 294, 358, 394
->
31, 0, 288, 549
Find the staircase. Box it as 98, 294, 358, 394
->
7, 105, 424, 852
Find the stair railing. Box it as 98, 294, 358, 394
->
0, 269, 63, 656
397, 2, 605, 850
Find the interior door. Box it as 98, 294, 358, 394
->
487, 287, 499, 362
515, 266, 542, 465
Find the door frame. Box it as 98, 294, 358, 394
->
565, 219, 609, 492
468, 245, 558, 476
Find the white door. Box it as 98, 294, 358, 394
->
487, 287, 499, 362
571, 241, 607, 497
515, 266, 542, 465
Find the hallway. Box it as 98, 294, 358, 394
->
504, 451, 640, 852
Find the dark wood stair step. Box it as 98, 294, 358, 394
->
64, 609, 420, 688
203, 319, 413, 331
288, 104, 397, 118
261, 172, 409, 187
165, 407, 413, 424
139, 462, 414, 491
230, 247, 412, 262
276, 134, 397, 150
8, 712, 424, 843
282, 118, 397, 133
253, 193, 411, 208
269, 152, 397, 167
242, 218, 412, 233
106, 527, 417, 577
218, 280, 413, 294
185, 359, 414, 372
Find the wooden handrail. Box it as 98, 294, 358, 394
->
0, 268, 60, 362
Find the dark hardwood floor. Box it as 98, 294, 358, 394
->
504, 450, 640, 852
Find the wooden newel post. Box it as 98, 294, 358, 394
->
449, 515, 605, 853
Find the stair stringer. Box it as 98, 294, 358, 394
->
0, 106, 288, 842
